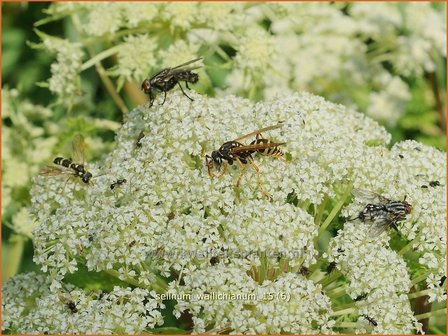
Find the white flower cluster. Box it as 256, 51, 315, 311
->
340, 138, 446, 303
113, 34, 157, 86
1, 88, 120, 238
1, 272, 164, 334
30, 92, 387, 278
172, 265, 334, 334
326, 221, 423, 333
2, 88, 57, 237
39, 2, 445, 125
356, 290, 423, 334
351, 3, 446, 76
23, 91, 443, 333
42, 35, 84, 104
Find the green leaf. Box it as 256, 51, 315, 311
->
286, 189, 298, 206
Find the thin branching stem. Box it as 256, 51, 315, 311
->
415, 308, 446, 320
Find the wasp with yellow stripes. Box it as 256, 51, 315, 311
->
40, 134, 93, 184
205, 123, 286, 197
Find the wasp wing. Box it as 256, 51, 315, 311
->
234, 122, 285, 142
352, 188, 390, 204
72, 134, 86, 165
39, 165, 75, 177
230, 142, 286, 154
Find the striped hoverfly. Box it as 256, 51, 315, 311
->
40, 134, 93, 184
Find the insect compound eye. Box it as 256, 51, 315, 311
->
141, 80, 151, 93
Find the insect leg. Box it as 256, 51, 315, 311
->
205, 155, 214, 178
177, 83, 194, 101
235, 158, 249, 187
390, 220, 403, 236
216, 161, 228, 179
247, 156, 270, 199
185, 81, 190, 90
62, 176, 72, 194
149, 92, 155, 108
160, 91, 167, 106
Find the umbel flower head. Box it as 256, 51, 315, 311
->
3, 92, 444, 333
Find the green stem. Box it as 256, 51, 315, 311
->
105, 269, 140, 286
299, 200, 311, 211
80, 26, 161, 46
5, 234, 27, 280
331, 307, 356, 317
155, 275, 169, 292
326, 284, 348, 300
104, 269, 166, 293
206, 323, 232, 334
415, 308, 446, 320
89, 49, 129, 115
411, 272, 430, 285
289, 256, 305, 274
429, 325, 444, 334
147, 327, 188, 334
314, 196, 328, 224
80, 45, 122, 71
318, 270, 342, 287
408, 289, 432, 299
334, 322, 358, 328
248, 80, 258, 101
2, 222, 32, 239
398, 237, 418, 256
71, 15, 129, 116
426, 71, 445, 132
309, 259, 324, 275
317, 181, 353, 236
333, 301, 356, 311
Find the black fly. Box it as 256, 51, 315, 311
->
141, 58, 202, 107
349, 189, 412, 236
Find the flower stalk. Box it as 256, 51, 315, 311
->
4, 234, 27, 280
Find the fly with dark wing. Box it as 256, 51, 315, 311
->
348, 189, 412, 237
205, 122, 286, 198
141, 58, 202, 107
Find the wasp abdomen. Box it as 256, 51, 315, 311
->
252, 138, 285, 158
